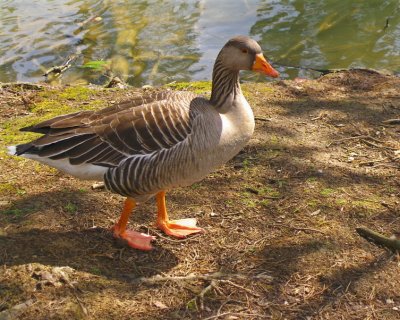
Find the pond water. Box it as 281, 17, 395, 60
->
0, 0, 399, 86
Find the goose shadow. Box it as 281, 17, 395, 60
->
0, 190, 179, 282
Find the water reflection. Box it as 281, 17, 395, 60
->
251, 0, 400, 78
0, 0, 399, 86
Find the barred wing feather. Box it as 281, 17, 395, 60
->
17, 91, 199, 167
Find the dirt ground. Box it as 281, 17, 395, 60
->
0, 70, 399, 320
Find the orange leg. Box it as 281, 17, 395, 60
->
112, 197, 155, 251
155, 191, 204, 238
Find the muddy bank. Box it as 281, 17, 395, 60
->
0, 70, 399, 319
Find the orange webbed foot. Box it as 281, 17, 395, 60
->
156, 191, 205, 239
156, 218, 205, 238
113, 225, 156, 251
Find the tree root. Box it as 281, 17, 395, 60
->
356, 227, 400, 253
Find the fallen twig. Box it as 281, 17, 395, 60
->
382, 118, 400, 125
372, 163, 400, 169
327, 135, 368, 147
358, 158, 389, 167
91, 182, 105, 190
270, 222, 325, 235
78, 16, 102, 30
105, 76, 127, 89
361, 138, 398, 151
132, 271, 273, 284
254, 116, 272, 122
289, 226, 326, 234
327, 134, 397, 151
43, 54, 77, 78
221, 279, 260, 297
149, 229, 204, 243
201, 312, 268, 320
187, 280, 218, 311
356, 227, 400, 253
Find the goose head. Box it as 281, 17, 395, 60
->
217, 35, 279, 78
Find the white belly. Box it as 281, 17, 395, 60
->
20, 153, 108, 180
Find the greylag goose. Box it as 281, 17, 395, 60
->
8, 36, 279, 250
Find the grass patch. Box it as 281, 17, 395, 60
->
0, 204, 39, 217
64, 202, 78, 213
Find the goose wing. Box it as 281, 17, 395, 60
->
18, 91, 199, 167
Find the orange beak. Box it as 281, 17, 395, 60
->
252, 53, 279, 78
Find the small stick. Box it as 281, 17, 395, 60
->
254, 116, 272, 122
43, 54, 77, 78
327, 134, 391, 148
383, 18, 390, 30
188, 280, 217, 311
327, 135, 367, 147
289, 226, 326, 234
270, 222, 325, 235
358, 158, 389, 166
91, 182, 105, 190
221, 280, 260, 297
201, 312, 269, 320
356, 227, 400, 253
360, 139, 397, 151
132, 271, 273, 284
382, 119, 400, 125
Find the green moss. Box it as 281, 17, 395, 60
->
259, 199, 270, 207
260, 186, 280, 198
0, 183, 26, 196
320, 188, 335, 197
240, 197, 257, 208
186, 299, 197, 311
351, 199, 381, 210
1, 87, 106, 149
241, 184, 280, 208
242, 158, 251, 170
15, 189, 26, 196
306, 177, 319, 183
335, 198, 347, 205
269, 134, 280, 145
242, 83, 275, 97
244, 185, 280, 197
1, 118, 41, 145
190, 183, 202, 190
307, 199, 321, 207
90, 267, 102, 275
29, 100, 63, 114
0, 183, 17, 195
165, 81, 212, 95
57, 86, 96, 101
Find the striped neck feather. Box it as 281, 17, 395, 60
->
210, 57, 241, 111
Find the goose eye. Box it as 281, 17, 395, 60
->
241, 49, 248, 54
